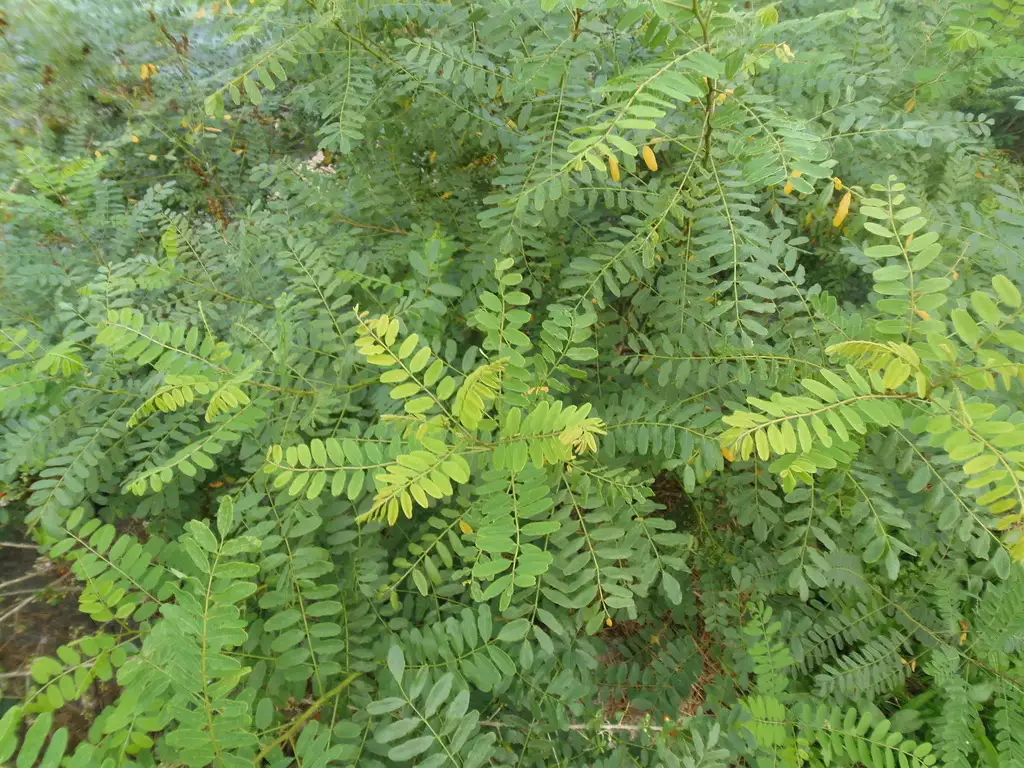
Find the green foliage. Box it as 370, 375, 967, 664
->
1, 0, 1024, 766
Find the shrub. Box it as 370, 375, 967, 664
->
1, 0, 1023, 766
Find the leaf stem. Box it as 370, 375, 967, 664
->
254, 672, 361, 764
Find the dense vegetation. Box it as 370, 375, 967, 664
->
1, 0, 1024, 765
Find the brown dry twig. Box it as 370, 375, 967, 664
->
0, 576, 71, 626
0, 563, 56, 592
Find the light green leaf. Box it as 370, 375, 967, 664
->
388, 645, 406, 683
388, 735, 436, 762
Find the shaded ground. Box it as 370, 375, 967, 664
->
592, 471, 729, 731
0, 535, 104, 737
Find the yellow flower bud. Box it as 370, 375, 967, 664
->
641, 145, 658, 172
833, 190, 852, 227
608, 154, 621, 182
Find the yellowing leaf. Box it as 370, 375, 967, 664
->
783, 179, 794, 195
641, 145, 658, 172
904, 96, 917, 113
459, 520, 473, 535
608, 154, 621, 182
833, 190, 852, 227
722, 445, 735, 462
790, 169, 803, 178
915, 308, 931, 321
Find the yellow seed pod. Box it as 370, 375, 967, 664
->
833, 190, 852, 227
641, 145, 658, 172
608, 154, 621, 182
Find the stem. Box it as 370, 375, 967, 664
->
0, 594, 38, 625
334, 216, 409, 235
0, 566, 55, 592
693, 0, 715, 167
571, 9, 583, 41
480, 720, 665, 734
254, 672, 361, 764
1, 586, 77, 597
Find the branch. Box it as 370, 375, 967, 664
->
254, 672, 361, 763
0, 565, 55, 592
480, 720, 665, 734
0, 577, 68, 624
0, 594, 39, 625
0, 670, 32, 679
1, 586, 77, 598
333, 216, 409, 235
693, 0, 715, 168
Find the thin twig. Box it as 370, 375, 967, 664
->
0, 577, 65, 625
0, 541, 37, 550
333, 216, 409, 235
0, 565, 54, 592
0, 594, 39, 626
0, 586, 77, 598
254, 672, 361, 764
480, 720, 664, 734
0, 670, 32, 679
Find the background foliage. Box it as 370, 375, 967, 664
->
1, 0, 1024, 765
